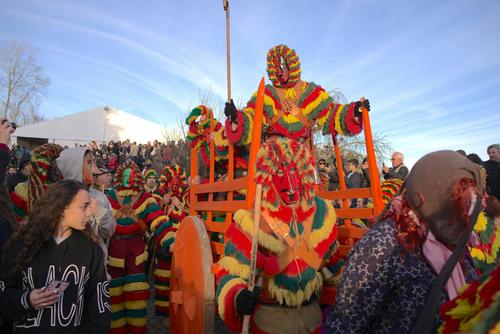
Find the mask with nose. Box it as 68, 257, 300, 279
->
272, 162, 302, 205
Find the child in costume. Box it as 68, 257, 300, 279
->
106, 161, 173, 334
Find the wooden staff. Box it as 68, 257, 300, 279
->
223, 0, 231, 101
242, 183, 262, 334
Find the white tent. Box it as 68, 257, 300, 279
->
12, 106, 179, 148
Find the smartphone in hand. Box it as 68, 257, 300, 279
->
46, 280, 69, 294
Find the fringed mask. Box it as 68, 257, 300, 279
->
266, 44, 301, 88
160, 164, 187, 195
114, 160, 144, 193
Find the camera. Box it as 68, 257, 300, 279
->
1, 120, 17, 129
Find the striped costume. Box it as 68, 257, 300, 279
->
107, 161, 174, 334
153, 164, 190, 316
216, 137, 341, 333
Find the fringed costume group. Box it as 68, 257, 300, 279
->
106, 161, 174, 334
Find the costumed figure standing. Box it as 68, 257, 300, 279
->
152, 164, 190, 317
10, 143, 63, 222
216, 137, 342, 333
106, 161, 173, 334
216, 44, 370, 333
185, 105, 229, 179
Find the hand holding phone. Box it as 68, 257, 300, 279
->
46, 280, 69, 295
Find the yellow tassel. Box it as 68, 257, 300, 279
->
127, 317, 147, 327
117, 189, 138, 197
134, 197, 158, 216
266, 272, 323, 306
150, 215, 167, 231
213, 127, 229, 147
474, 212, 488, 232
302, 91, 329, 117
123, 282, 150, 292
218, 256, 250, 279
108, 256, 125, 268
217, 277, 246, 319
155, 285, 169, 291
111, 318, 127, 329
155, 300, 170, 307
154, 268, 171, 278
160, 231, 176, 246
110, 286, 123, 297
234, 209, 285, 253
135, 250, 148, 266
284, 88, 297, 99
124, 300, 147, 310
111, 303, 125, 313
310, 200, 337, 248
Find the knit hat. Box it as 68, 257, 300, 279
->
144, 168, 157, 180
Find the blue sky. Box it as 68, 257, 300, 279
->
1, 0, 499, 166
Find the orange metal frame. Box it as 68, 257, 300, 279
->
188, 82, 382, 302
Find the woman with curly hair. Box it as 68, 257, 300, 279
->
0, 179, 111, 333
324, 151, 483, 333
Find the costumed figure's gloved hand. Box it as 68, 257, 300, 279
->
224, 99, 238, 123
354, 99, 370, 117
235, 287, 261, 316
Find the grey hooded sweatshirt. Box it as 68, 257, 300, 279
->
56, 148, 116, 264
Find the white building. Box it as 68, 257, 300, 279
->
12, 106, 180, 148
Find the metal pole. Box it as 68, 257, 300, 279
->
223, 0, 231, 101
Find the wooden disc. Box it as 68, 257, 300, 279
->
169, 216, 215, 333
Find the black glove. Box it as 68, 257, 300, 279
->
224, 99, 238, 122
235, 287, 261, 315
354, 99, 370, 116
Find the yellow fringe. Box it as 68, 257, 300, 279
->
123, 282, 150, 292
111, 318, 127, 329
154, 268, 170, 278
124, 300, 147, 310
217, 277, 246, 319
234, 209, 285, 254
474, 212, 488, 232
303, 91, 329, 117
310, 200, 337, 248
155, 285, 169, 291
117, 189, 138, 197
111, 303, 124, 313
213, 127, 229, 147
110, 286, 123, 297
262, 94, 278, 120
150, 215, 167, 232
135, 197, 158, 216
155, 300, 170, 307
135, 249, 148, 266
127, 317, 147, 327
14, 182, 28, 201
108, 256, 125, 268
334, 105, 344, 135
218, 256, 250, 280
267, 272, 323, 306
160, 231, 176, 247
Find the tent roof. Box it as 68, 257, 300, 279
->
12, 106, 176, 145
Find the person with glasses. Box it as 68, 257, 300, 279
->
382, 152, 409, 180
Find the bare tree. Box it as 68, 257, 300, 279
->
0, 40, 50, 125
313, 88, 393, 166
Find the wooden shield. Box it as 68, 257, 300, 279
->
169, 216, 215, 333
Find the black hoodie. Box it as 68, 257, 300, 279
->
0, 230, 111, 333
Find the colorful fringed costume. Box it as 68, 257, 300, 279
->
225, 45, 364, 148
216, 137, 340, 333
10, 144, 63, 222
469, 212, 500, 275
152, 164, 190, 316
186, 105, 228, 171
106, 161, 173, 334
439, 265, 500, 334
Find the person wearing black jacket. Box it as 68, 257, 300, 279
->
0, 179, 111, 333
